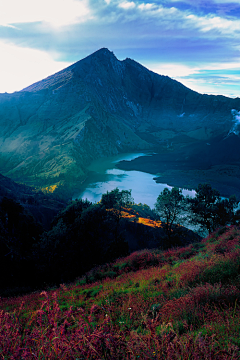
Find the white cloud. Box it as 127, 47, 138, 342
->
115, 2, 240, 36
118, 1, 136, 10
229, 109, 240, 136
0, 0, 240, 97
185, 13, 240, 35
0, 41, 71, 93
173, 77, 239, 97
149, 63, 199, 78
204, 62, 240, 71
0, 0, 91, 28
148, 61, 240, 97
138, 3, 155, 11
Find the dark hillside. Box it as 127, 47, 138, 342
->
0, 172, 67, 229
0, 187, 200, 298
31, 198, 200, 289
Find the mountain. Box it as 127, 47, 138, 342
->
0, 48, 239, 197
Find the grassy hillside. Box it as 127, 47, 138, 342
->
1, 225, 240, 359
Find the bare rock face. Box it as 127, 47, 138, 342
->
0, 48, 239, 195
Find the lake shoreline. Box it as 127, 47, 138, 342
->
116, 153, 240, 199
75, 152, 196, 207
75, 149, 240, 206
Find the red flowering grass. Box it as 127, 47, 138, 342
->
1, 225, 240, 358
1, 291, 239, 359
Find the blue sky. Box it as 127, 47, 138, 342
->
0, 0, 240, 97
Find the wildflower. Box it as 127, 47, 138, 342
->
90, 304, 100, 314
128, 307, 131, 310
60, 283, 67, 291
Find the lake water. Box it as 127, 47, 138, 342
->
75, 153, 195, 209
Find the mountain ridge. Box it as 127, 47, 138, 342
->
0, 48, 239, 197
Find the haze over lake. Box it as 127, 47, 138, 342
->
76, 153, 196, 208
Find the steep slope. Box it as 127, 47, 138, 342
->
0, 172, 67, 229
1, 226, 240, 358
0, 48, 239, 195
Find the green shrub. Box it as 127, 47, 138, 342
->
169, 288, 190, 300
199, 258, 240, 285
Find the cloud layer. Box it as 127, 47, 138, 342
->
0, 0, 240, 96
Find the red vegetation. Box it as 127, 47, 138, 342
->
1, 225, 240, 358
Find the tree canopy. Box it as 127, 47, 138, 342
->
189, 183, 238, 234
154, 187, 185, 241
101, 188, 133, 208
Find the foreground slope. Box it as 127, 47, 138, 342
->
0, 48, 240, 195
1, 225, 240, 359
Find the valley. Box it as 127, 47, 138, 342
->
0, 48, 239, 200
0, 60, 239, 356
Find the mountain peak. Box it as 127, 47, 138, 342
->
21, 48, 118, 92
93, 47, 114, 56
2, 47, 240, 202
82, 47, 117, 63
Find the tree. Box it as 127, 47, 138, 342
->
101, 188, 133, 209
52, 198, 92, 227
34, 193, 130, 284
154, 187, 184, 241
189, 183, 220, 235
189, 183, 237, 234
0, 197, 43, 290
215, 195, 237, 227
101, 188, 134, 225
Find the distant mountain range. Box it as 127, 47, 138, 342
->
0, 48, 239, 197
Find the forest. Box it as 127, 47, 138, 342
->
1, 184, 240, 358
0, 184, 238, 297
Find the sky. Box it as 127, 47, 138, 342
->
0, 0, 240, 97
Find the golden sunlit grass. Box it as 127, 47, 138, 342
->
137, 217, 162, 228
118, 207, 163, 228
41, 184, 59, 193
